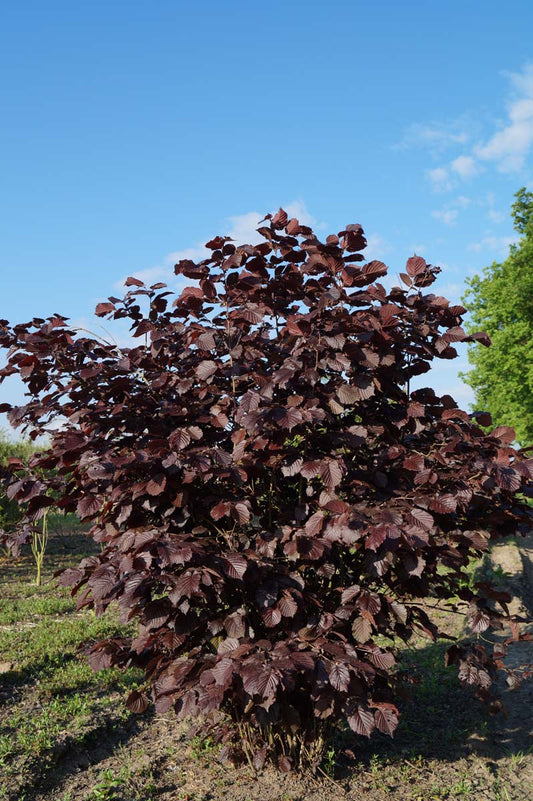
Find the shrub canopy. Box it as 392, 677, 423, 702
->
1, 210, 531, 768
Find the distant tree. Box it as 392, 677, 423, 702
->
462, 187, 533, 446
0, 431, 34, 539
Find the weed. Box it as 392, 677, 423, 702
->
506, 746, 532, 767
493, 781, 512, 801
89, 768, 125, 801
449, 775, 473, 796
321, 745, 336, 777
189, 734, 218, 760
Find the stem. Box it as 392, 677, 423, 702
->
31, 509, 49, 586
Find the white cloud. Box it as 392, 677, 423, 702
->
412, 64, 533, 190
431, 195, 470, 225
426, 167, 455, 192
467, 235, 518, 256
450, 155, 478, 178
364, 233, 393, 260
225, 200, 317, 246
475, 63, 533, 172
166, 244, 210, 264
487, 208, 505, 224
225, 211, 264, 245
508, 62, 533, 95
434, 281, 464, 301
395, 121, 470, 155
484, 191, 505, 223
114, 200, 319, 291
432, 208, 458, 225
284, 200, 317, 227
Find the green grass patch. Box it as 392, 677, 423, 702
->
0, 520, 145, 797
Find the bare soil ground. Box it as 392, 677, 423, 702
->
1, 527, 532, 801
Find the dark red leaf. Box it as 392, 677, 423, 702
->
262, 607, 282, 627
328, 662, 350, 691
467, 606, 491, 633
195, 360, 218, 380
321, 460, 343, 490
146, 474, 166, 496
341, 584, 360, 604
126, 690, 150, 713
405, 256, 427, 277
95, 302, 116, 316
223, 553, 248, 579
347, 706, 375, 737
352, 616, 372, 643
212, 658, 234, 686
77, 495, 103, 519
409, 508, 434, 530
374, 705, 398, 736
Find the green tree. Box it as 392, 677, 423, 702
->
0, 429, 34, 521
0, 430, 36, 549
462, 187, 533, 446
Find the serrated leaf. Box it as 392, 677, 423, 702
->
409, 508, 434, 530
352, 616, 372, 643
281, 458, 303, 477
347, 706, 375, 737
467, 606, 491, 633
95, 302, 116, 316
278, 593, 298, 618
328, 662, 350, 691
195, 360, 218, 380
126, 690, 150, 713
210, 501, 231, 520
301, 461, 321, 479
146, 474, 166, 496
223, 553, 248, 579
217, 637, 240, 655
175, 572, 201, 599
255, 668, 280, 698
305, 511, 324, 536
403, 454, 424, 472
262, 606, 282, 627
429, 494, 457, 514
212, 658, 234, 686
341, 584, 360, 604
76, 495, 103, 519
171, 429, 191, 449
278, 407, 303, 430
224, 611, 246, 638
390, 600, 407, 624
321, 460, 342, 490
233, 502, 250, 524
405, 256, 427, 277
374, 705, 398, 736
369, 649, 395, 670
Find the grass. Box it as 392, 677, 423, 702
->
0, 522, 144, 799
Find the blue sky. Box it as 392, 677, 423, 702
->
1, 1, 533, 429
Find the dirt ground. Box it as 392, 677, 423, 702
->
1, 532, 532, 801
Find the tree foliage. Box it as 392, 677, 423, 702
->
462, 187, 533, 446
0, 431, 34, 537
0, 211, 532, 769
